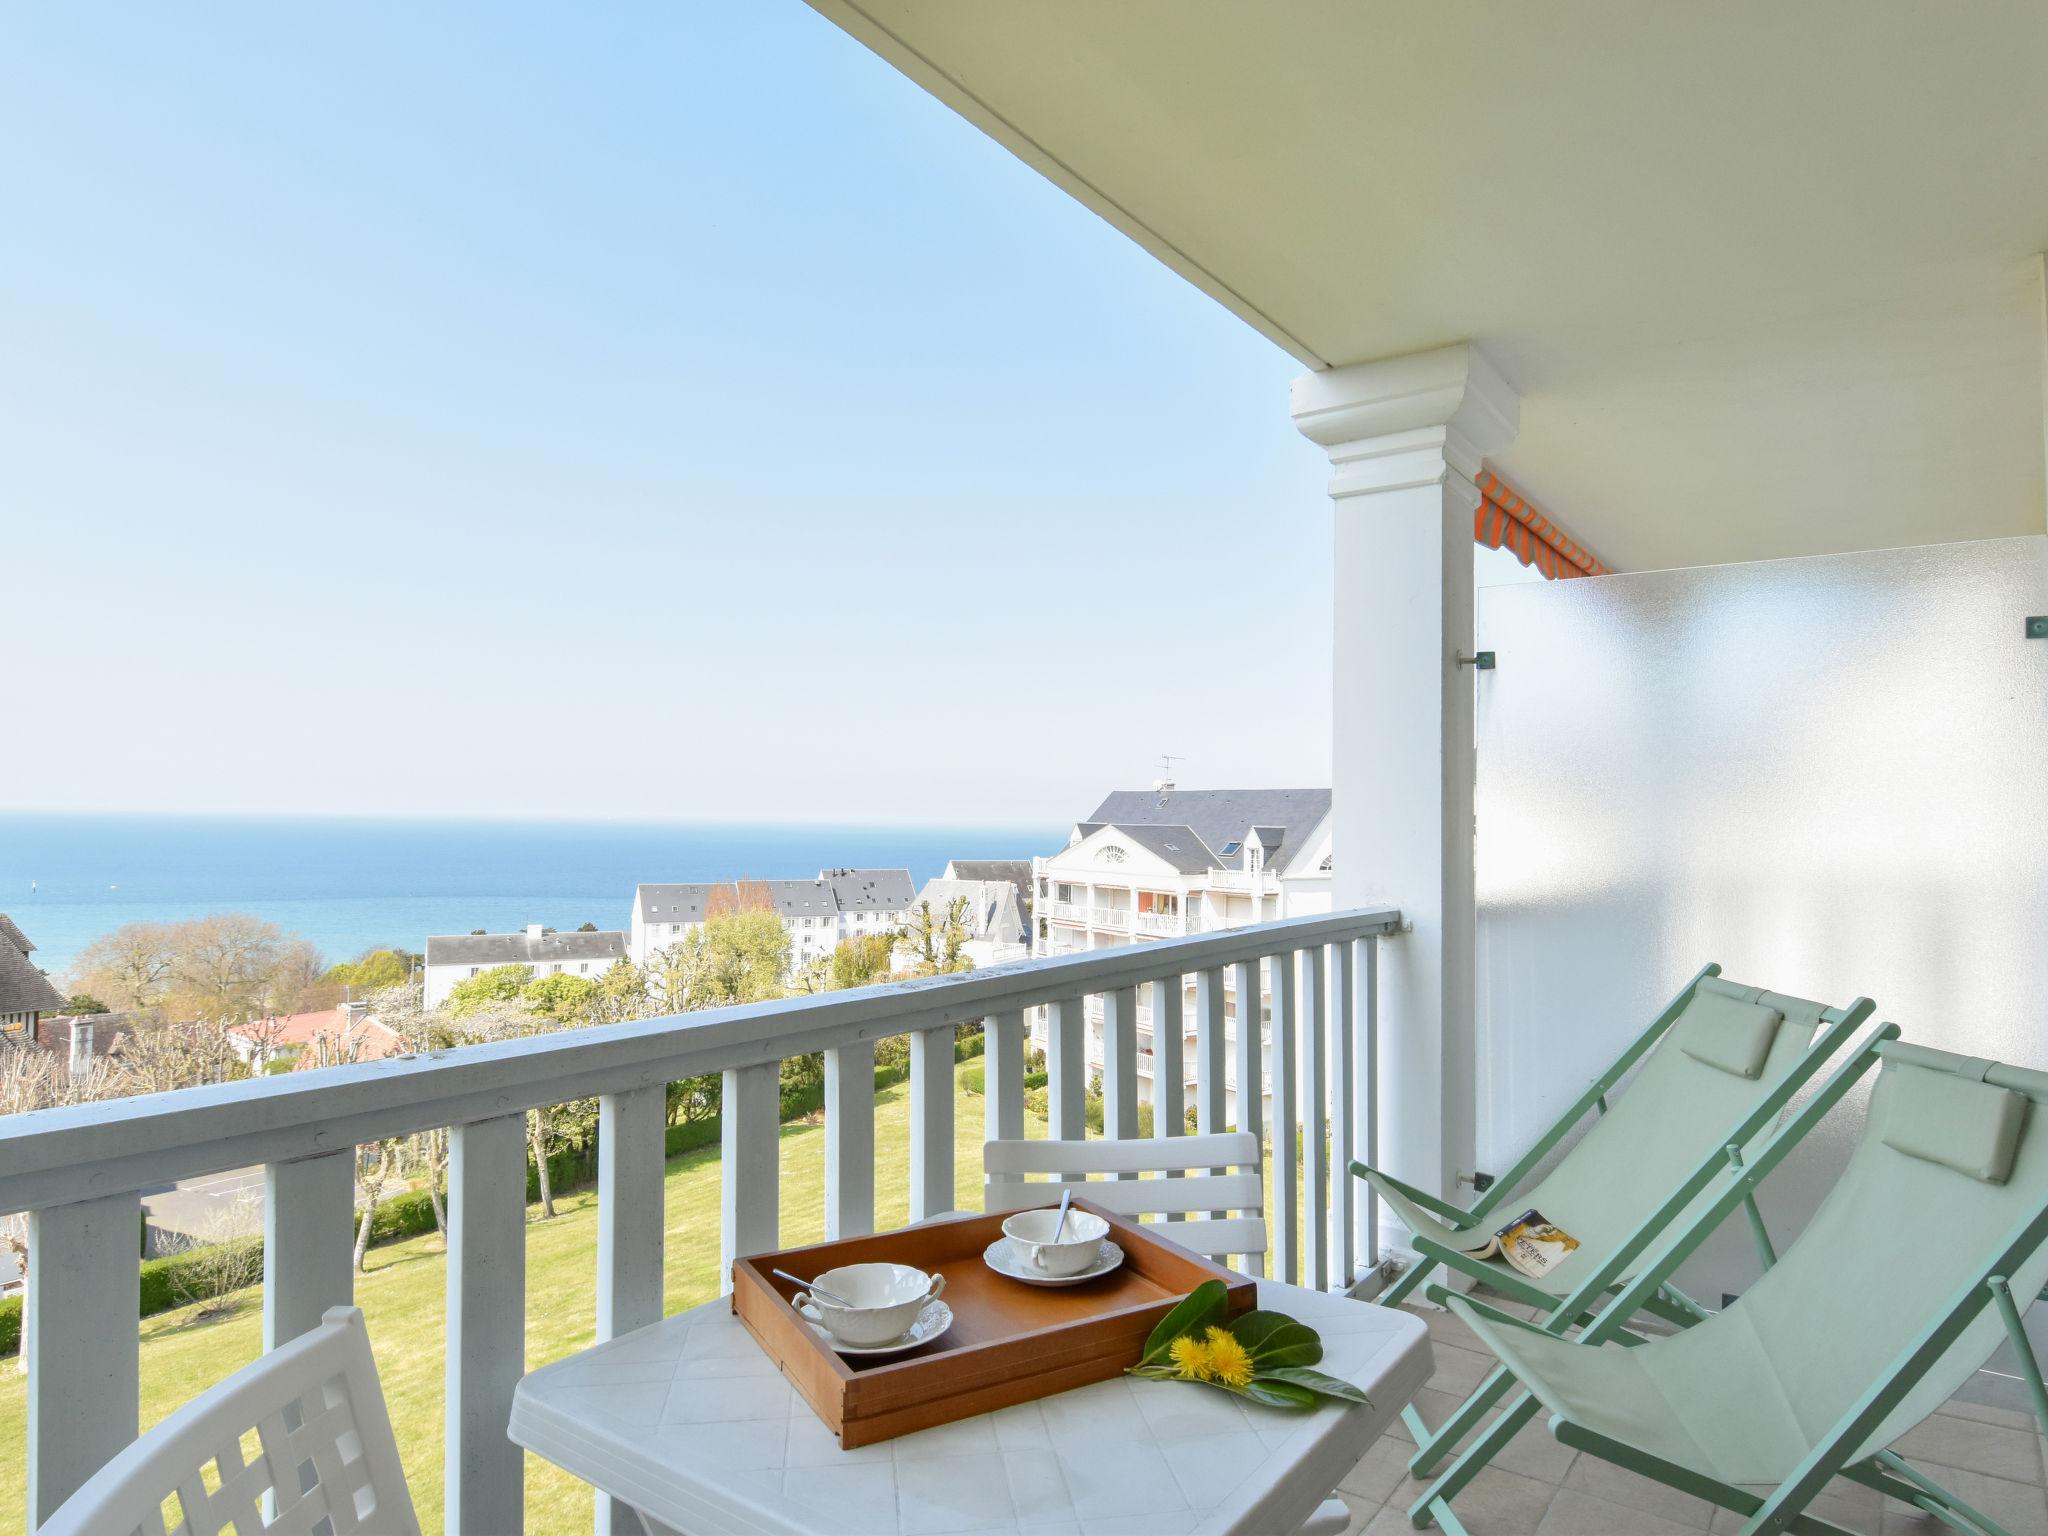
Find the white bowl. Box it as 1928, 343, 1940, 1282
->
795, 1262, 946, 1347
1001, 1207, 1110, 1277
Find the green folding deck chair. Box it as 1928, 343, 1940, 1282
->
1427, 1036, 2048, 1536
1353, 965, 1873, 1480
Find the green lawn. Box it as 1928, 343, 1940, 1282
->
0, 1079, 1040, 1536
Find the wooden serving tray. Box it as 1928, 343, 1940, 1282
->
731, 1199, 1255, 1447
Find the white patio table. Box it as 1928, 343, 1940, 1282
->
511, 1278, 1430, 1536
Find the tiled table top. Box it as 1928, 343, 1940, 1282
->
511, 1279, 1431, 1536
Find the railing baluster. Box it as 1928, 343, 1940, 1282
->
1048, 994, 1087, 1143
1301, 944, 1329, 1291
1151, 974, 1187, 1219
1101, 985, 1139, 1173
721, 1062, 780, 1287
596, 1085, 667, 1536
446, 1114, 526, 1536
824, 1042, 876, 1238
1330, 940, 1357, 1287
27, 1192, 140, 1526
1194, 967, 1227, 1137
264, 1150, 353, 1351
985, 1011, 1026, 1197
1271, 950, 1300, 1285
910, 1026, 956, 1219
1357, 934, 1382, 1268
1230, 957, 1264, 1146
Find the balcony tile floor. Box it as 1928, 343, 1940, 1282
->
1335, 1303, 2048, 1535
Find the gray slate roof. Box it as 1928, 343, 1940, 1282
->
944, 860, 1035, 910
634, 869, 913, 925
0, 913, 66, 1016
424, 929, 628, 969
1111, 824, 1216, 874
913, 878, 1028, 944
1082, 788, 1332, 871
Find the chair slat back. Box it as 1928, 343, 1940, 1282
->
40, 1306, 419, 1536
984, 1132, 1266, 1262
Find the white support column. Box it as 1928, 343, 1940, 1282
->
1150, 974, 1185, 1139
825, 1041, 876, 1238
722, 1063, 780, 1287
1048, 995, 1088, 1144
446, 1114, 526, 1536
28, 1192, 140, 1526
1270, 951, 1300, 1285
985, 1010, 1027, 1172
596, 1086, 666, 1536
1300, 944, 1329, 1292
909, 1025, 956, 1219
1293, 342, 1517, 1253
1329, 940, 1357, 1282
1231, 957, 1264, 1145
264, 1150, 354, 1352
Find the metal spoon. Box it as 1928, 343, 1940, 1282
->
773, 1268, 855, 1308
1051, 1188, 1073, 1243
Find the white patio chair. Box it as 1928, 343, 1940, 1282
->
40, 1304, 418, 1536
979, 1131, 1350, 1536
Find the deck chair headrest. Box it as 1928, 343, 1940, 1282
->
1675, 980, 1785, 1079
1882, 1061, 2033, 1185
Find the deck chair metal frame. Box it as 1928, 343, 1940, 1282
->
1354, 964, 1873, 1485
1423, 1031, 2048, 1536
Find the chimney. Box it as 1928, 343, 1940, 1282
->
526, 924, 545, 941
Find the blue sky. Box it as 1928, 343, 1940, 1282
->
2, 5, 1529, 825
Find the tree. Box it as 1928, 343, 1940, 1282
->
447, 964, 534, 1016
831, 933, 896, 991
169, 914, 288, 1022
114, 1017, 247, 1096
898, 897, 974, 978
67, 921, 176, 1010
670, 909, 789, 1008
576, 921, 598, 933
162, 1209, 264, 1321
523, 972, 599, 1022
324, 947, 412, 994
61, 993, 109, 1015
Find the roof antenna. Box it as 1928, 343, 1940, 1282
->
1154, 754, 1180, 807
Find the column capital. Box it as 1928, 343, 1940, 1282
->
1290, 343, 1518, 499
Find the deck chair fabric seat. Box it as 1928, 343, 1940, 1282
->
1371, 976, 1832, 1300
1449, 1048, 2048, 1488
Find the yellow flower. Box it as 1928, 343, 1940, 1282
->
1167, 1332, 1213, 1381
1203, 1326, 1255, 1389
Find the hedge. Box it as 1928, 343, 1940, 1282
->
0, 1024, 1000, 1356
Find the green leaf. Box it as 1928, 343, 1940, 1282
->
1125, 1364, 1181, 1381
1257, 1366, 1374, 1407
1228, 1310, 1323, 1370
1137, 1280, 1229, 1367
1232, 1377, 1319, 1410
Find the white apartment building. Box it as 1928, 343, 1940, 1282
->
629, 869, 915, 976
422, 924, 629, 1009
909, 868, 1031, 969
1031, 787, 1333, 1125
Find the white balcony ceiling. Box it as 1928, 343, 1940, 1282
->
805, 1, 2048, 572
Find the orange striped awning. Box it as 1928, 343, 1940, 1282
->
1475, 471, 1610, 579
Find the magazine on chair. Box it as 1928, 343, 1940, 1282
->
1459, 1209, 1580, 1279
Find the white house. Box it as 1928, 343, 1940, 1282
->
629, 869, 914, 976
1030, 786, 1332, 1122
421, 924, 628, 1009
906, 872, 1030, 968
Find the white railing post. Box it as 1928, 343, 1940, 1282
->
264, 1150, 353, 1352
1301, 944, 1329, 1291
1231, 957, 1264, 1147
1271, 949, 1300, 1285
721, 1062, 780, 1289
984, 1011, 1026, 1196
1330, 940, 1357, 1284
1048, 995, 1088, 1143
596, 1085, 666, 1536
1101, 985, 1139, 1166
1151, 973, 1185, 1139
910, 1026, 956, 1219
27, 1192, 140, 1526
1195, 967, 1227, 1137
446, 1113, 527, 1536
1355, 934, 1382, 1268
824, 1042, 876, 1238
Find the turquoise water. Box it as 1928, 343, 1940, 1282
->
0, 814, 1058, 974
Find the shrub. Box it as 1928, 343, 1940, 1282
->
960, 1063, 985, 1096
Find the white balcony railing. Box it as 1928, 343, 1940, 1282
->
1091, 905, 1130, 930
1134, 910, 1182, 936
0, 907, 1398, 1532
1049, 900, 1089, 923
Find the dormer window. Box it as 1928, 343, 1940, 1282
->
1220, 841, 1241, 857
1247, 845, 1262, 872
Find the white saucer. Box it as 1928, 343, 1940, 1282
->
797, 1297, 953, 1357
982, 1237, 1126, 1287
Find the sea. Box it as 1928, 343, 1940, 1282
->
0, 814, 1061, 976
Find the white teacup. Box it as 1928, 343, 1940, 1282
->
793, 1262, 946, 1347
1002, 1207, 1110, 1277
